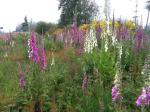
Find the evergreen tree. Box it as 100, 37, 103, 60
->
22, 16, 29, 32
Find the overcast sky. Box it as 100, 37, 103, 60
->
0, 0, 148, 32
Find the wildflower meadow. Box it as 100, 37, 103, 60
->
0, 0, 150, 112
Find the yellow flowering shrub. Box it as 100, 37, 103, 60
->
99, 21, 107, 29
79, 24, 89, 32
125, 20, 136, 30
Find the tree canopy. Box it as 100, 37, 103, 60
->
58, 0, 99, 27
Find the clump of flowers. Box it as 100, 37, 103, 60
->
28, 32, 47, 70
116, 24, 129, 40
69, 22, 85, 53
136, 54, 150, 107
28, 32, 39, 63
84, 26, 98, 53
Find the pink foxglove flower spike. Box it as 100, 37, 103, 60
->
28, 32, 39, 63
18, 63, 25, 89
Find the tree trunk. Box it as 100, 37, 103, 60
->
146, 10, 150, 29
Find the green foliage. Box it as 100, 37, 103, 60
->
44, 37, 64, 51
0, 60, 19, 111
82, 48, 116, 88
35, 21, 57, 35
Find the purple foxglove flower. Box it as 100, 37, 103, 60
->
136, 88, 149, 106
40, 48, 46, 70
136, 27, 144, 41
135, 27, 144, 50
112, 85, 122, 102
18, 63, 25, 89
28, 32, 39, 63
116, 25, 129, 40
